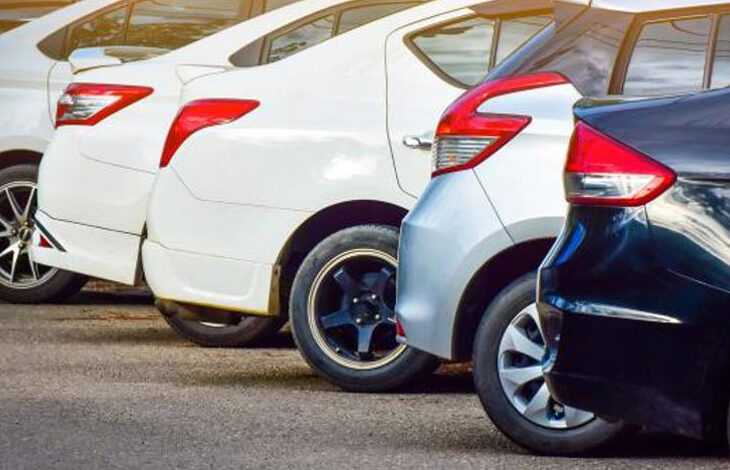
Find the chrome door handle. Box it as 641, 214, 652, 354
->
403, 135, 433, 150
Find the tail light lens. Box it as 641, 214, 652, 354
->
56, 83, 153, 127
159, 99, 259, 168
432, 72, 568, 177
564, 122, 676, 206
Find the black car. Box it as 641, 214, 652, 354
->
538, 88, 730, 445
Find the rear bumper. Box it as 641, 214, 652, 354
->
395, 170, 512, 360
142, 240, 276, 316
32, 210, 141, 284
538, 205, 730, 439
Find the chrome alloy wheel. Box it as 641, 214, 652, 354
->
497, 303, 594, 429
0, 181, 56, 289
307, 249, 407, 371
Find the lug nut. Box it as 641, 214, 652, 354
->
374, 314, 381, 321
353, 298, 359, 304
370, 294, 377, 300
355, 318, 362, 325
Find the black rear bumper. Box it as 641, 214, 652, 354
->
537, 205, 730, 440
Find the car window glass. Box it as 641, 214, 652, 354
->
126, 0, 250, 51
337, 3, 416, 34
711, 15, 730, 89
67, 6, 128, 56
411, 17, 496, 87
623, 17, 711, 96
265, 0, 301, 11
510, 8, 632, 96
496, 14, 552, 64
267, 15, 334, 63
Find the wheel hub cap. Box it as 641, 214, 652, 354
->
496, 303, 594, 429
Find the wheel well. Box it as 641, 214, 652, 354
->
0, 150, 42, 170
451, 238, 556, 361
275, 200, 408, 318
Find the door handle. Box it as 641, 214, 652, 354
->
403, 135, 433, 150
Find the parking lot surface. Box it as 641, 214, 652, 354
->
0, 292, 727, 469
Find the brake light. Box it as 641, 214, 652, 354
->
159, 99, 259, 168
564, 122, 676, 206
432, 72, 568, 177
56, 83, 153, 127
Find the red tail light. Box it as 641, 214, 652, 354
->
432, 72, 568, 177
56, 83, 153, 127
564, 122, 676, 206
159, 99, 260, 168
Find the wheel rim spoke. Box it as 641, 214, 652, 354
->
22, 187, 35, 221
333, 267, 362, 297
6, 188, 24, 223
499, 364, 543, 394
320, 308, 354, 330
523, 383, 551, 421
563, 406, 594, 428
8, 246, 19, 283
356, 324, 376, 355
27, 250, 39, 281
372, 267, 393, 296
501, 323, 545, 362
0, 214, 12, 238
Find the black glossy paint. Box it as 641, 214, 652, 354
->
539, 88, 730, 439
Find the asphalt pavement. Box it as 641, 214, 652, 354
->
0, 292, 727, 469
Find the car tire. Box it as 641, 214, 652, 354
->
0, 164, 87, 303
473, 271, 626, 456
162, 310, 286, 348
290, 225, 439, 392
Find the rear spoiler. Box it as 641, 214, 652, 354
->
68, 46, 169, 74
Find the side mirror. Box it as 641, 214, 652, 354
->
68, 46, 169, 74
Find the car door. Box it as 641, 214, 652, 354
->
385, 6, 552, 197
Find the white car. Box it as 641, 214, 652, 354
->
137, 0, 554, 391
34, 0, 431, 345
0, 0, 274, 302
36, 0, 554, 389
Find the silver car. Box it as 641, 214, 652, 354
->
396, 0, 729, 455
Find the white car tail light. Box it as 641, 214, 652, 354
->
432, 72, 569, 177
56, 83, 153, 127
564, 122, 676, 206
159, 99, 260, 168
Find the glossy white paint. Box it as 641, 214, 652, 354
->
33, 210, 141, 284
35, 0, 390, 283
0, 0, 120, 157
143, 0, 516, 313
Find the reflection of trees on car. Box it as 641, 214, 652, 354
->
126, 20, 237, 50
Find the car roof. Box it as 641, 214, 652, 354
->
0, 0, 119, 42
593, 0, 730, 12
168, 0, 552, 66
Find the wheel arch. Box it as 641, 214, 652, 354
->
274, 199, 409, 319
450, 237, 556, 361
0, 149, 43, 170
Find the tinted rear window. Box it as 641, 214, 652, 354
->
510, 8, 633, 96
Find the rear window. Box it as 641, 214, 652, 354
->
125, 0, 252, 51
510, 8, 633, 96
409, 12, 552, 88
